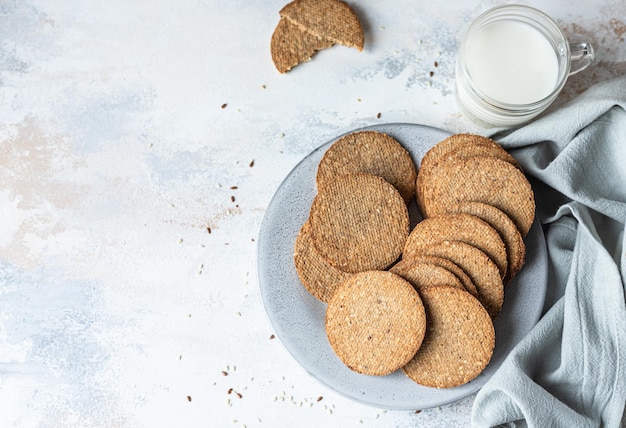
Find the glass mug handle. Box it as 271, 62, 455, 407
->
569, 39, 595, 76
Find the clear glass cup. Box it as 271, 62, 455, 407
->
456, 4, 595, 128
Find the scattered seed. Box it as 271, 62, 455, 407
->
228, 388, 233, 394
429, 71, 434, 77
207, 227, 212, 234
415, 409, 422, 414
221, 103, 227, 109
317, 396, 323, 402
262, 84, 266, 89
377, 112, 381, 119
269, 334, 275, 340
222, 371, 228, 376
434, 61, 438, 67
249, 159, 255, 167
231, 195, 235, 202
230, 186, 238, 190
236, 392, 243, 399
187, 395, 192, 402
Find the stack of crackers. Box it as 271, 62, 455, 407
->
294, 130, 535, 388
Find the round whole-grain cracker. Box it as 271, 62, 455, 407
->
294, 221, 351, 302
400, 255, 478, 297
402, 285, 495, 388
325, 271, 426, 376
445, 202, 526, 283
420, 157, 535, 237
416, 134, 520, 216
417, 241, 504, 319
309, 173, 409, 273
316, 131, 417, 203
389, 259, 464, 291
403, 213, 508, 279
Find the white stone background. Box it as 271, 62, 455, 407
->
0, 0, 625, 426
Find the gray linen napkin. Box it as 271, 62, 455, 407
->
471, 76, 626, 427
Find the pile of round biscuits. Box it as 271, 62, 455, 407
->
293, 130, 535, 388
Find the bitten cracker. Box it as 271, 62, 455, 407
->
402, 285, 495, 388
280, 0, 364, 50
271, 18, 334, 73
325, 271, 426, 376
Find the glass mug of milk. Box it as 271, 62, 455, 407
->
456, 4, 595, 127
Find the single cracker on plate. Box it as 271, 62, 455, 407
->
420, 156, 535, 237
316, 131, 417, 204
403, 213, 508, 279
444, 202, 526, 283
294, 221, 351, 302
280, 0, 364, 50
309, 173, 409, 273
325, 271, 426, 376
417, 241, 504, 319
389, 259, 464, 291
271, 18, 334, 73
402, 285, 495, 388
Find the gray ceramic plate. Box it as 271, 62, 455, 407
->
257, 123, 548, 410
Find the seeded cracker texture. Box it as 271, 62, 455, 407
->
416, 134, 521, 217
389, 259, 465, 291
316, 131, 417, 204
403, 213, 508, 279
423, 157, 535, 237
417, 241, 504, 319
445, 201, 526, 283
400, 254, 478, 297
293, 221, 351, 303
280, 0, 364, 50
271, 0, 364, 73
325, 271, 426, 376
308, 173, 409, 273
271, 18, 334, 73
402, 286, 495, 388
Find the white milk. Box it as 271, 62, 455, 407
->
464, 20, 559, 105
